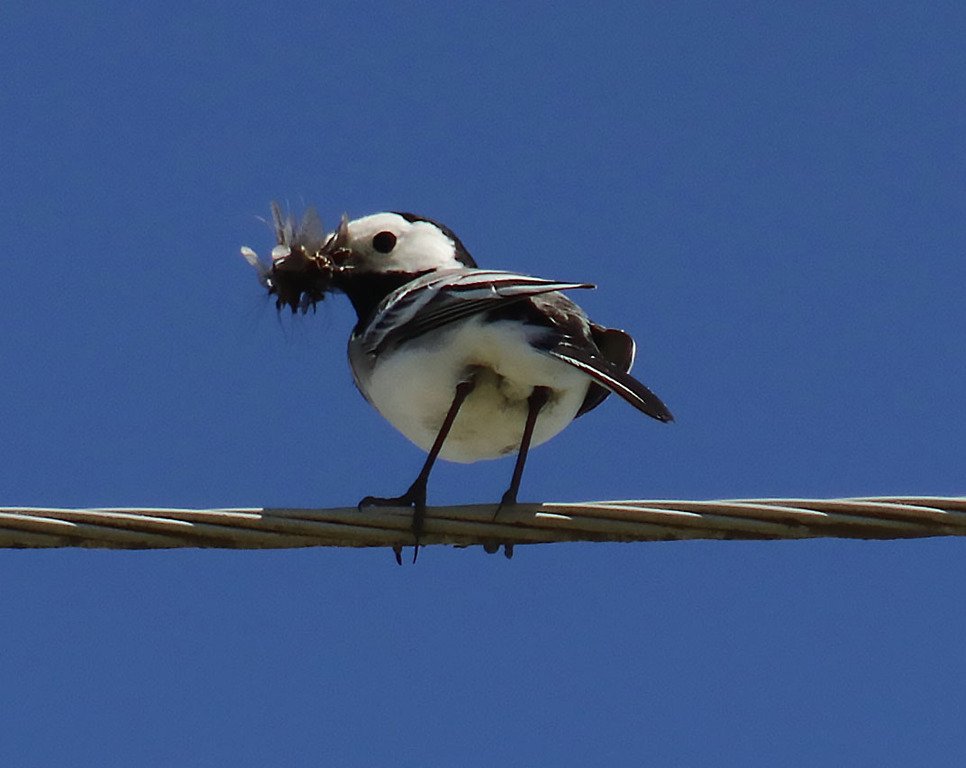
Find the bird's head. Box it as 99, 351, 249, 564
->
241, 206, 476, 314
336, 212, 476, 275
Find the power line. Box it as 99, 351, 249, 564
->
2, 497, 964, 552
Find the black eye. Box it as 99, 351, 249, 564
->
372, 231, 397, 253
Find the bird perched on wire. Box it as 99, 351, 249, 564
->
242, 206, 672, 563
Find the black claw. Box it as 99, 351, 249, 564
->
359, 484, 426, 565
359, 494, 412, 509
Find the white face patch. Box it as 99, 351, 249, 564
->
345, 213, 468, 273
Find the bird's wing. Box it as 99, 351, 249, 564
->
361, 269, 594, 354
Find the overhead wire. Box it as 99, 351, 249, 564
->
2, 497, 964, 552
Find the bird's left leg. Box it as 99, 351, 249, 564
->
497, 385, 552, 511
359, 377, 476, 563
484, 385, 551, 559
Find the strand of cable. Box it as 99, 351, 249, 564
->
1, 497, 964, 550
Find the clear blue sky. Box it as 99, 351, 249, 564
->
2, 2, 965, 765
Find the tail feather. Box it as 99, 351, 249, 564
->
548, 344, 673, 423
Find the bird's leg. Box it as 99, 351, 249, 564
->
359, 378, 476, 563
495, 385, 551, 516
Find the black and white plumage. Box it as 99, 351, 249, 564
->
244, 209, 672, 561
348, 266, 671, 461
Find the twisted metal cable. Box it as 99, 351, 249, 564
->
2, 497, 965, 551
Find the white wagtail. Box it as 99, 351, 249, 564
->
243, 206, 672, 562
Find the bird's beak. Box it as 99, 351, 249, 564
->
240, 204, 350, 314
324, 213, 351, 258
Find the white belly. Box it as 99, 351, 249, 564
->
356, 318, 591, 463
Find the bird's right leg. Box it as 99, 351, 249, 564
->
359, 377, 476, 563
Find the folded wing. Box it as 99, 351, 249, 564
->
361, 269, 594, 355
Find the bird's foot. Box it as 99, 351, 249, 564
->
488, 491, 518, 560
493, 488, 518, 520
359, 481, 427, 564
482, 540, 514, 559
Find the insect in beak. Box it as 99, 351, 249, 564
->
240, 204, 351, 314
